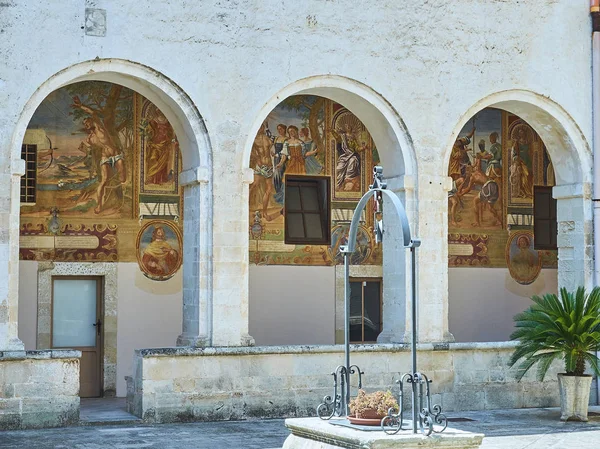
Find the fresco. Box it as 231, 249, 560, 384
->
136, 220, 182, 281
22, 82, 134, 218
20, 81, 184, 280
447, 108, 557, 279
506, 231, 542, 285
248, 95, 381, 266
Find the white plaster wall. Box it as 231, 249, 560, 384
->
17, 261, 38, 350
249, 266, 335, 346
0, 0, 593, 348
116, 263, 182, 397
449, 268, 558, 343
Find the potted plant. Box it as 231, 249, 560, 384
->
509, 287, 600, 421
348, 389, 399, 425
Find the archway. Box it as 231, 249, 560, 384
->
444, 90, 592, 342
242, 76, 418, 346
6, 59, 212, 397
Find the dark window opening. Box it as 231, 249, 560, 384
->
284, 176, 331, 245
20, 144, 37, 204
533, 186, 557, 250
349, 279, 382, 343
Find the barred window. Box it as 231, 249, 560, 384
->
20, 144, 37, 204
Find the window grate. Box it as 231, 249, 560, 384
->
20, 144, 37, 204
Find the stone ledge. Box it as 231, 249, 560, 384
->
283, 418, 484, 449
136, 341, 519, 358
0, 349, 81, 361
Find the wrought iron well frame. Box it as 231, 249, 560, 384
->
317, 166, 447, 436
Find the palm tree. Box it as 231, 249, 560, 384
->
509, 287, 600, 381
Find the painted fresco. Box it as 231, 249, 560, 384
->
248, 95, 381, 266
19, 81, 183, 280
447, 108, 557, 282
506, 231, 542, 285
22, 82, 134, 218
136, 220, 182, 281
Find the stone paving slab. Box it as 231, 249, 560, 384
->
0, 407, 599, 449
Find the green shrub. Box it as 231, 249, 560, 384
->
509, 287, 600, 380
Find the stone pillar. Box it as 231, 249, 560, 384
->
177, 166, 212, 347
553, 183, 594, 291
413, 174, 454, 343
377, 175, 414, 343
209, 167, 254, 347
0, 158, 25, 351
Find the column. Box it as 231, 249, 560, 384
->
377, 175, 414, 343
209, 167, 254, 347
415, 174, 455, 343
553, 183, 594, 291
177, 166, 212, 347
0, 158, 25, 351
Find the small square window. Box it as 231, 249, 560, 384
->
284, 176, 331, 245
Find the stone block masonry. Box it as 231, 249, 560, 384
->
128, 343, 593, 423
0, 350, 80, 429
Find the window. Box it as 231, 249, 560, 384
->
20, 144, 37, 204
533, 186, 557, 250
284, 176, 331, 245
349, 279, 382, 343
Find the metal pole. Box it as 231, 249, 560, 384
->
411, 245, 418, 433
344, 249, 351, 416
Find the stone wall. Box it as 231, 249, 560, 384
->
127, 344, 596, 423
0, 350, 80, 429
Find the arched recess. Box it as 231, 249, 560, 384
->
5, 59, 213, 359
242, 75, 418, 345
444, 89, 593, 342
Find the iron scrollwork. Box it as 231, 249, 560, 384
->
381, 372, 447, 436
317, 365, 364, 419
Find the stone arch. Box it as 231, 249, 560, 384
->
443, 89, 591, 186
6, 59, 213, 354
444, 89, 593, 342
243, 75, 417, 181
243, 75, 418, 345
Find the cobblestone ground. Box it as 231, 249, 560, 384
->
1, 408, 600, 449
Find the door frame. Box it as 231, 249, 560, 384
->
51, 275, 105, 397
36, 261, 118, 396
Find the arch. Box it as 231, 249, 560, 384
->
443, 89, 592, 186
445, 89, 594, 343
242, 75, 417, 180
9, 59, 214, 351
10, 58, 211, 173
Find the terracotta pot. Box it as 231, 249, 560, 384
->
558, 373, 593, 421
357, 408, 384, 419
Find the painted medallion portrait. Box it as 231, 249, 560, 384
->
136, 220, 182, 281
506, 231, 541, 285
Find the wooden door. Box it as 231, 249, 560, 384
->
52, 277, 103, 398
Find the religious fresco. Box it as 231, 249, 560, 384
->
447, 108, 557, 282
248, 95, 382, 266
506, 231, 542, 285
136, 220, 182, 281
22, 82, 134, 218
19, 81, 184, 280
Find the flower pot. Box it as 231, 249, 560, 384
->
558, 373, 593, 421
348, 409, 386, 426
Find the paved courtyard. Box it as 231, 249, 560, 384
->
1, 407, 599, 449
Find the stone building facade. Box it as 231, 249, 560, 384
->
0, 0, 597, 428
